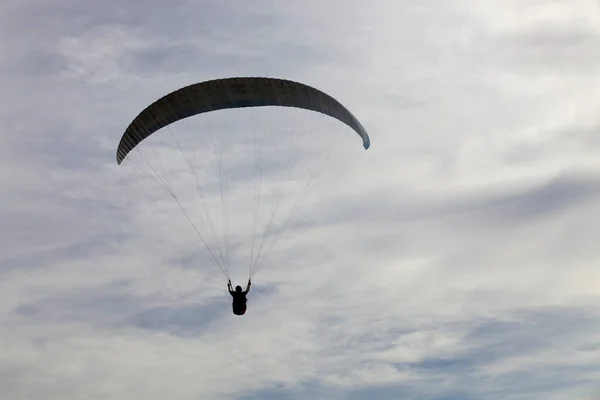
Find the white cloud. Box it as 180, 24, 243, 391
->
2, 0, 600, 399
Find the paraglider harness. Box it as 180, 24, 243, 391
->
228, 279, 251, 315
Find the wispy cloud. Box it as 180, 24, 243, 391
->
2, 0, 600, 399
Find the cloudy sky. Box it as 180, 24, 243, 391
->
3, 0, 600, 399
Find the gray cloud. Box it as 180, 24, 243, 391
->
2, 0, 600, 399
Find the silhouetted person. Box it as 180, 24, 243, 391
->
228, 279, 251, 315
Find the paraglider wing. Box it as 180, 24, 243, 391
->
116, 77, 370, 164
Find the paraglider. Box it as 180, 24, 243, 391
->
228, 279, 251, 315
116, 76, 371, 314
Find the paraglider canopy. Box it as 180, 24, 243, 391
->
116, 77, 370, 164
116, 76, 371, 281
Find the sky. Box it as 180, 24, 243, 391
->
2, 0, 600, 399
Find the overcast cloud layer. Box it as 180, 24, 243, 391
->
2, 1, 600, 399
